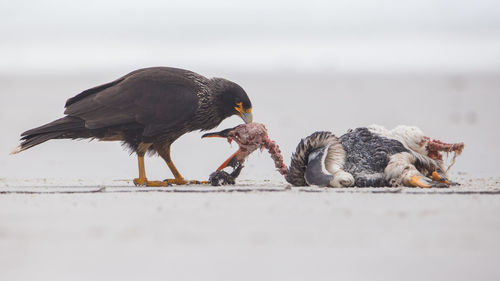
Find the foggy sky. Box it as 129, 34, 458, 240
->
2, 0, 500, 72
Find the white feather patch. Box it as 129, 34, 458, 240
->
368, 124, 428, 156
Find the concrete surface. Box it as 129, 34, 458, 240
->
0, 177, 499, 281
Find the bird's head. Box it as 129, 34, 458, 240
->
212, 78, 253, 124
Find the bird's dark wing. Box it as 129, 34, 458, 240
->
64, 68, 200, 137
340, 127, 409, 174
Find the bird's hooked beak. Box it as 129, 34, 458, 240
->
235, 102, 253, 124
201, 127, 235, 139
202, 127, 241, 171
241, 112, 253, 124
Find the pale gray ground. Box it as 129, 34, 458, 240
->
0, 177, 500, 281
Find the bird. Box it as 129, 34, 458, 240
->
11, 67, 253, 186
286, 125, 464, 188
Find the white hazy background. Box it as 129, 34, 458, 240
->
1, 0, 500, 181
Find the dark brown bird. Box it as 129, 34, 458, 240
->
11, 67, 253, 186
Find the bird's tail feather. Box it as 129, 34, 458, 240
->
21, 116, 84, 137
12, 116, 85, 154
12, 132, 66, 154
285, 131, 338, 186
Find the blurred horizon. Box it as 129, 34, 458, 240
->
2, 0, 500, 74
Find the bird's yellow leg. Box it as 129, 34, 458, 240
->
164, 159, 208, 185
132, 155, 199, 186
133, 154, 175, 187
154, 142, 209, 185
133, 155, 148, 186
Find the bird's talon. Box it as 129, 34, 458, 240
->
187, 180, 210, 184
161, 179, 209, 185
147, 180, 172, 187
133, 179, 172, 187
163, 178, 187, 185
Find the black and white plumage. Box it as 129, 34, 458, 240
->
286, 131, 350, 187
286, 125, 464, 188
12, 67, 253, 186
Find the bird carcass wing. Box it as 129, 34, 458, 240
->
64, 72, 199, 137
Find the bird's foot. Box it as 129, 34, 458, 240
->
430, 171, 449, 184
409, 175, 432, 188
133, 177, 209, 186
409, 175, 450, 188
133, 177, 148, 186
133, 177, 171, 187
429, 171, 460, 186
163, 178, 210, 185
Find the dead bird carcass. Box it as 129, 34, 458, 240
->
203, 123, 464, 188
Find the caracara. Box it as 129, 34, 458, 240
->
12, 67, 253, 186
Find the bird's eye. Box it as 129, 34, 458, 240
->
234, 102, 244, 113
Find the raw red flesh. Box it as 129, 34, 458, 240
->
221, 123, 288, 176
425, 137, 465, 161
